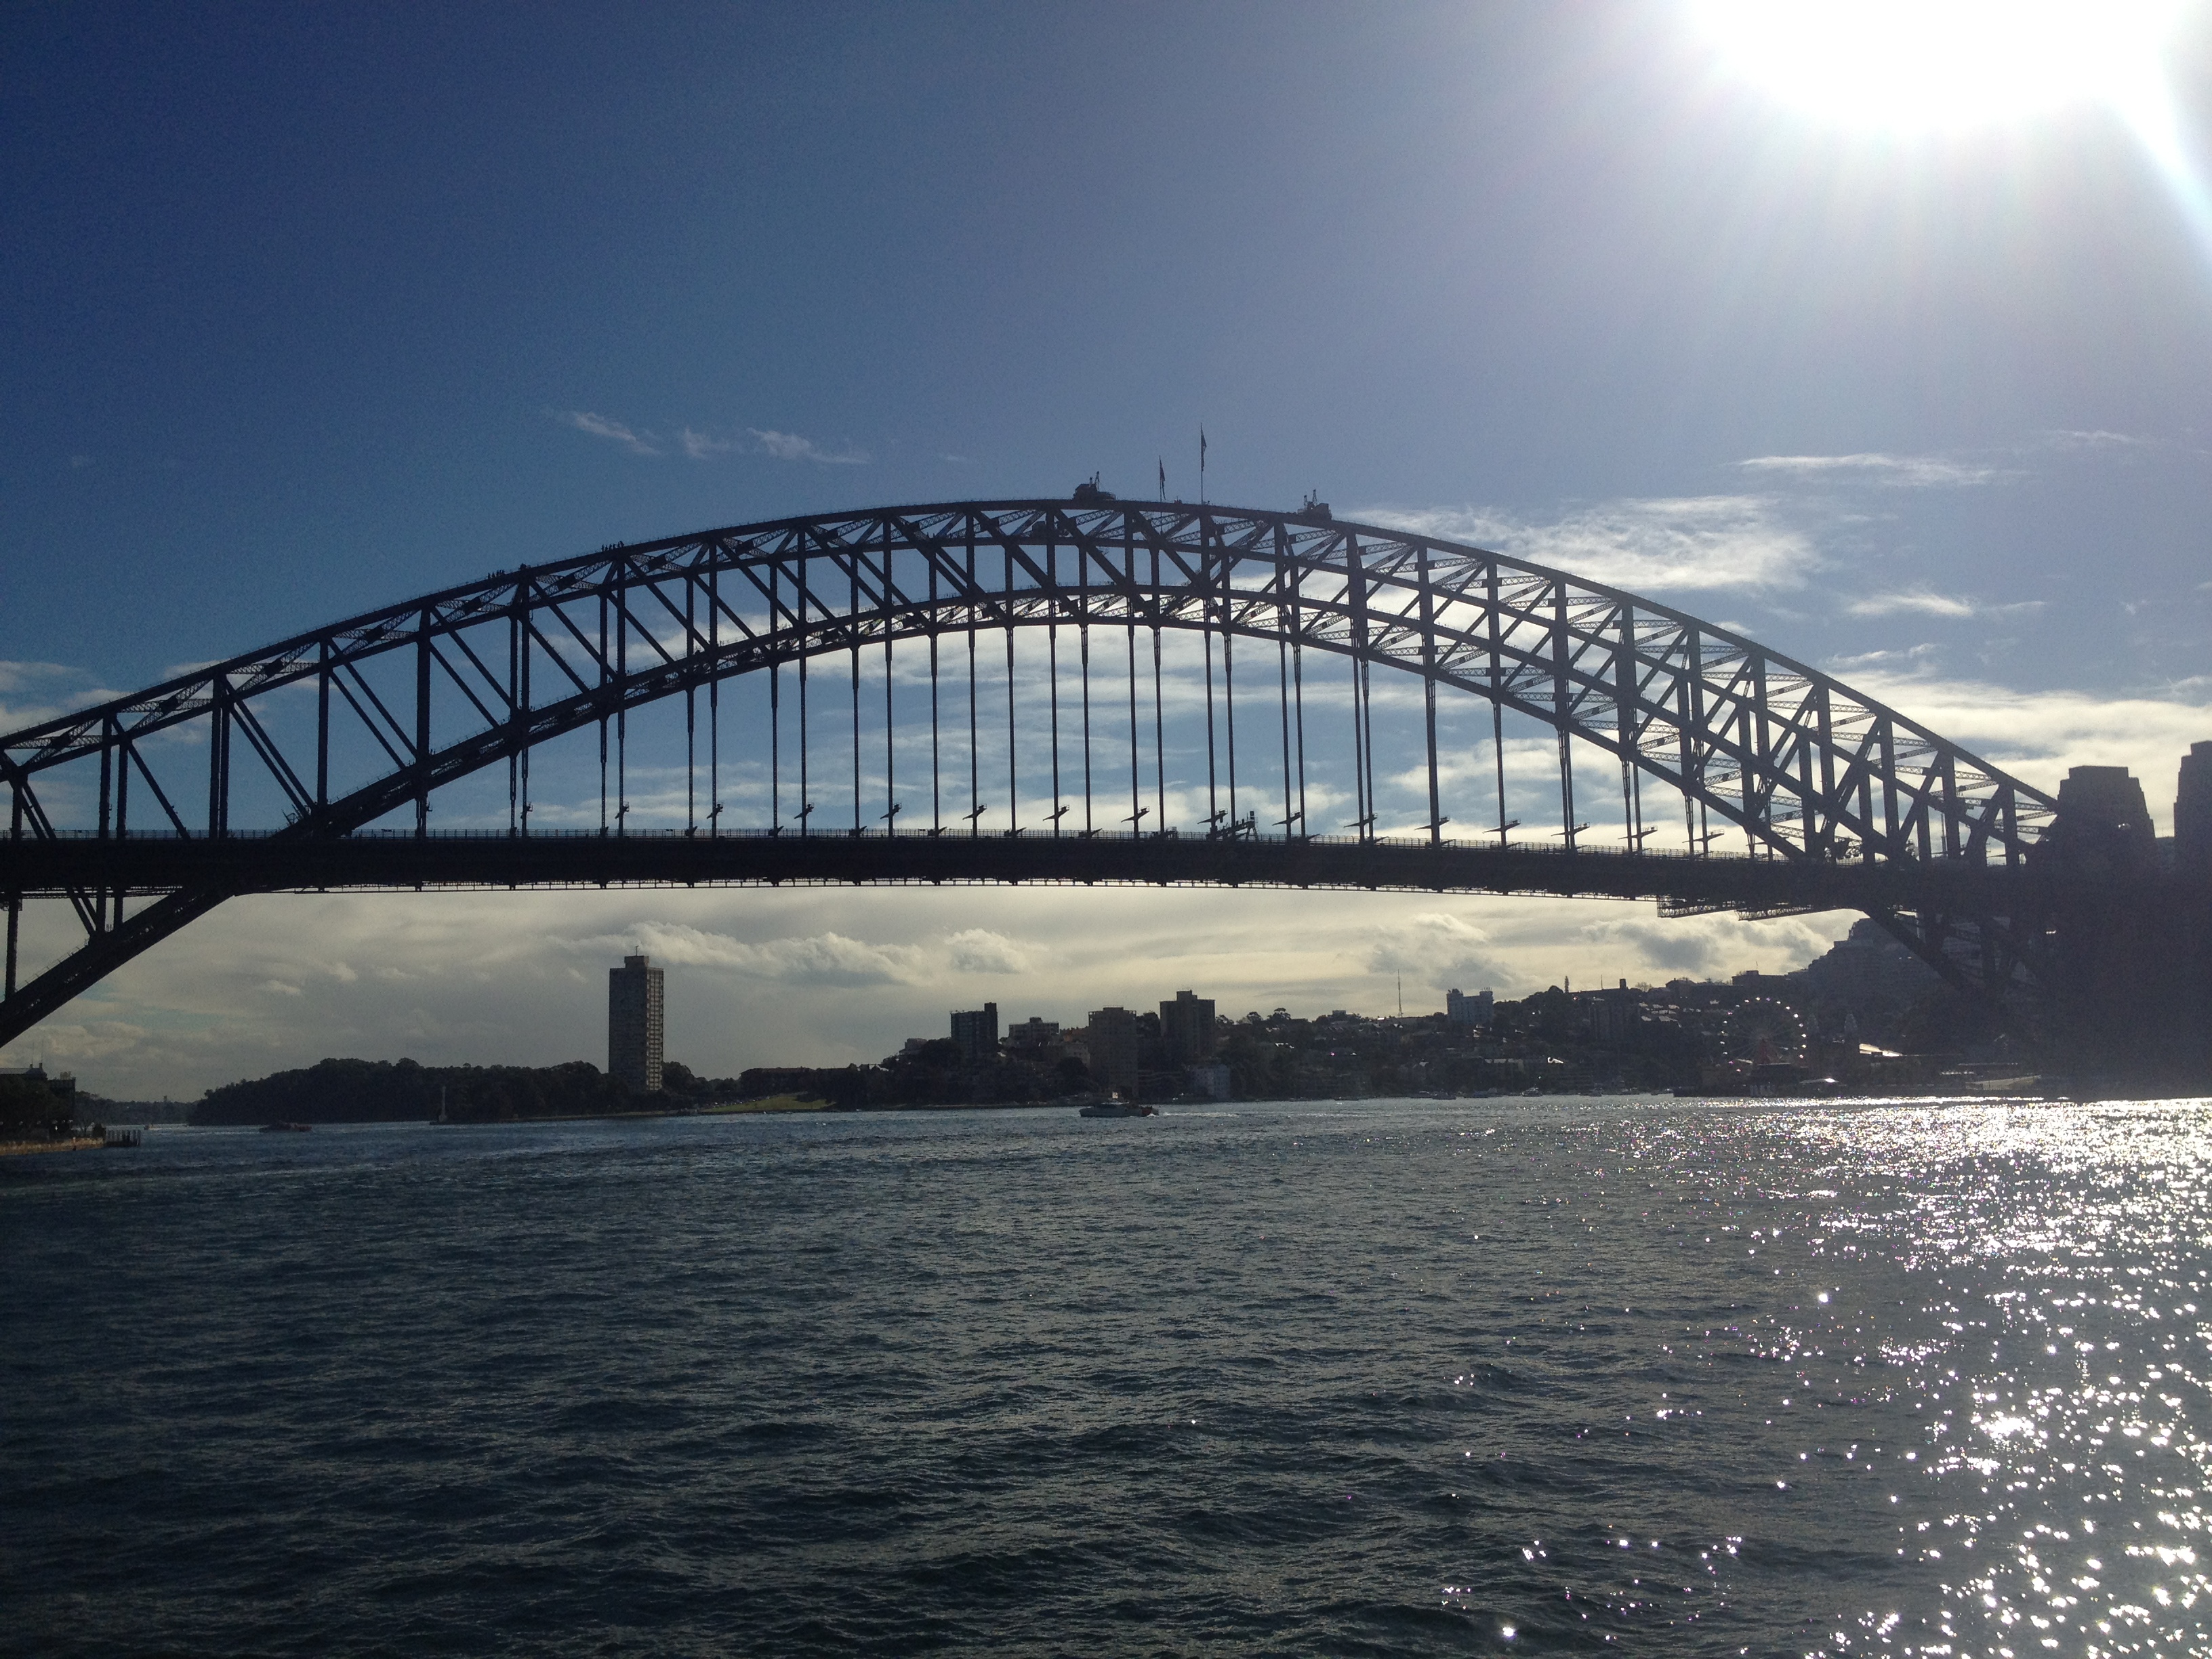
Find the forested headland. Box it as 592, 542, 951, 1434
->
190, 1057, 637, 1125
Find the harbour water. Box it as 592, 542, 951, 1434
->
5, 1097, 2210, 1656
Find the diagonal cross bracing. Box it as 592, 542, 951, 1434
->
1, 498, 2071, 1044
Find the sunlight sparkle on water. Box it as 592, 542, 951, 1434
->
1756, 1103, 2212, 1655
14, 1097, 2212, 1654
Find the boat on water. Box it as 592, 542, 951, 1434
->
1078, 1095, 1158, 1119
259, 1121, 312, 1133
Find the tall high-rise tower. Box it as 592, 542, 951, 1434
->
949, 1002, 1000, 1065
1158, 989, 1216, 1065
1084, 1006, 1142, 1098
608, 954, 664, 1092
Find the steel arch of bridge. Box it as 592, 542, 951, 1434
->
1, 498, 2058, 1047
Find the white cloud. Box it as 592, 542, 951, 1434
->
701, 930, 916, 986
560, 410, 659, 455
0, 659, 119, 729
1844, 589, 1976, 619
1580, 916, 1731, 976
747, 428, 867, 465
558, 412, 865, 466
676, 425, 868, 464
1841, 589, 2043, 620
0, 659, 81, 695
1363, 495, 1818, 592
1826, 643, 1943, 674
561, 920, 1031, 986
1842, 671, 2211, 817
1365, 912, 1507, 991
1576, 912, 1848, 979
943, 928, 1034, 974
1736, 452, 2004, 487
2045, 429, 2149, 450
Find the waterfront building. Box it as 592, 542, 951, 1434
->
608, 954, 664, 1092
949, 1002, 1000, 1065
1084, 1006, 1142, 1098
1185, 1063, 1233, 1101
1580, 982, 1643, 1046
0, 1064, 77, 1136
1159, 990, 1216, 1064
1004, 1016, 1061, 1057
1445, 987, 1494, 1029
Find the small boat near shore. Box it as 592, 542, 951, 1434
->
259, 1121, 312, 1133
1078, 1095, 1158, 1119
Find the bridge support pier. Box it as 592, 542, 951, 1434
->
2036, 764, 2212, 1093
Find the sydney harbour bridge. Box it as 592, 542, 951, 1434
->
3, 495, 2206, 1085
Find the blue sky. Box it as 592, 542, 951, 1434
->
5, 3, 2211, 1092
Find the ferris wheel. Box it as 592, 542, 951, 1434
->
1725, 997, 1806, 1065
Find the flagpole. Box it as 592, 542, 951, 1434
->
1199, 426, 1206, 505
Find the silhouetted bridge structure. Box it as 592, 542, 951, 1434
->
4, 497, 2206, 1082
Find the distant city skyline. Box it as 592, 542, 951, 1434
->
720, 920, 1965, 1105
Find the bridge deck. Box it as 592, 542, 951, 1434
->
3, 829, 2177, 914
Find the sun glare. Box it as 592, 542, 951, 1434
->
1694, 0, 2188, 131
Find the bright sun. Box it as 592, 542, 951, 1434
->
1692, 0, 2188, 131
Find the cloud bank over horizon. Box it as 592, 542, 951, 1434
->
0, 883, 1870, 1100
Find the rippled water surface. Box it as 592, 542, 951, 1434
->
7, 1098, 2212, 1656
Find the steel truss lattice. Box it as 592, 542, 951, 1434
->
1, 499, 2063, 1046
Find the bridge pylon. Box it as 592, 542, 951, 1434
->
2032, 766, 2212, 1090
